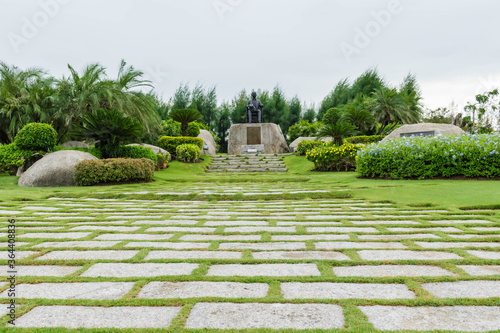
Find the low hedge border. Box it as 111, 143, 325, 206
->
157, 136, 203, 159
74, 158, 155, 186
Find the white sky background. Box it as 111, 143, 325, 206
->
2, 0, 500, 114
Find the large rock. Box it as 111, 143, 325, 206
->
126, 143, 171, 161
382, 123, 464, 142
60, 141, 90, 149
289, 137, 333, 152
198, 130, 217, 156
18, 150, 97, 187
228, 123, 289, 155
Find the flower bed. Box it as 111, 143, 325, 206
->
306, 144, 365, 171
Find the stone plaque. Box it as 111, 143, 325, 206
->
400, 131, 435, 138
241, 145, 265, 154
247, 127, 261, 145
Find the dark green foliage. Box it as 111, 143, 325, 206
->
176, 144, 201, 162
317, 123, 358, 146
118, 145, 158, 164
357, 134, 500, 179
344, 135, 384, 144
15, 123, 57, 151
161, 119, 182, 137
169, 109, 202, 136
296, 139, 326, 156
187, 122, 201, 137
302, 108, 316, 123
54, 145, 103, 159
157, 136, 203, 159
288, 120, 323, 142
74, 158, 154, 186
0, 143, 44, 175
72, 109, 143, 159
322, 108, 342, 125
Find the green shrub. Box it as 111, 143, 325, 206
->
118, 145, 158, 164
344, 135, 384, 144
288, 120, 323, 142
356, 134, 500, 179
74, 158, 154, 186
54, 146, 103, 159
161, 119, 181, 137
176, 144, 201, 162
306, 143, 365, 171
187, 122, 201, 137
0, 143, 47, 175
297, 139, 327, 155
157, 136, 203, 159
15, 123, 57, 151
156, 152, 169, 170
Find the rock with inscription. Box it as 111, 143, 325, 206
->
18, 150, 97, 187
228, 123, 289, 155
60, 141, 91, 149
382, 123, 464, 142
197, 130, 217, 155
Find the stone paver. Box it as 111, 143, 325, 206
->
0, 265, 81, 277
179, 234, 261, 241
306, 227, 379, 233
333, 265, 456, 277
80, 263, 198, 277
359, 306, 500, 332
36, 250, 139, 260
71, 226, 140, 232
19, 232, 91, 239
357, 250, 462, 260
34, 241, 119, 248
430, 220, 494, 224
205, 221, 268, 226
358, 234, 441, 240
282, 282, 415, 299
387, 227, 463, 232
207, 264, 321, 276
252, 251, 351, 260
469, 227, 500, 231
145, 251, 242, 260
0, 282, 134, 299
0, 251, 38, 260
123, 242, 210, 249
415, 242, 500, 248
315, 242, 406, 249
146, 227, 215, 233
271, 235, 349, 241
94, 234, 174, 241
466, 250, 500, 259
457, 265, 500, 276
351, 220, 420, 225
132, 219, 198, 225
422, 280, 500, 298
137, 281, 268, 298
219, 242, 305, 250
224, 227, 296, 233
185, 303, 344, 329
15, 306, 181, 328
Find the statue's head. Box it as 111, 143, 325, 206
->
251, 91, 257, 98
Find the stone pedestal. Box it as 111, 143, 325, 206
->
227, 123, 289, 155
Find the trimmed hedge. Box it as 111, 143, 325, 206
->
297, 139, 327, 156
0, 143, 46, 175
176, 144, 201, 163
306, 143, 365, 171
344, 135, 384, 144
118, 145, 158, 164
74, 158, 155, 186
15, 123, 57, 151
157, 136, 203, 159
356, 134, 500, 179
54, 146, 103, 159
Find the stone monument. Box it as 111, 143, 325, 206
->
227, 123, 289, 155
382, 123, 464, 142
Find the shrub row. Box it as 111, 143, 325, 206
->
306, 143, 365, 171
356, 134, 500, 179
297, 139, 326, 155
74, 158, 155, 186
344, 135, 384, 144
118, 145, 158, 164
176, 144, 201, 162
157, 136, 203, 159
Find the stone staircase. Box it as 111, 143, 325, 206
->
206, 154, 289, 172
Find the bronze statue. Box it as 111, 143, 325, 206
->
247, 91, 263, 123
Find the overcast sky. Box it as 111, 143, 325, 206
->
2, 0, 500, 114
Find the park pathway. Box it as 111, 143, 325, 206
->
1, 190, 499, 331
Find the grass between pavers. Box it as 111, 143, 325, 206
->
0, 155, 499, 332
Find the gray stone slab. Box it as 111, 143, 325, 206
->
282, 282, 415, 299
146, 227, 215, 233
358, 234, 441, 240
207, 264, 321, 276
219, 242, 306, 250
351, 220, 421, 225
458, 265, 500, 276
0, 251, 38, 260
358, 250, 462, 260
0, 265, 81, 276
252, 251, 350, 260
416, 242, 500, 248
316, 242, 406, 249
333, 265, 456, 277
15, 306, 181, 328
185, 303, 344, 329
306, 215, 363, 219
359, 305, 500, 332
470, 227, 500, 231
387, 227, 463, 232
124, 242, 210, 249
36, 250, 139, 260
0, 210, 22, 214
145, 251, 242, 260
205, 221, 268, 226
132, 220, 198, 225
467, 250, 500, 259
71, 226, 140, 232
44, 216, 95, 220
22, 206, 60, 211
0, 282, 134, 299
138, 281, 268, 299
423, 281, 500, 298
449, 234, 499, 239
272, 235, 349, 241
306, 227, 378, 233
179, 234, 261, 241
20, 232, 91, 239
94, 234, 174, 241
80, 263, 198, 277
224, 227, 296, 233
34, 241, 119, 248
430, 220, 494, 224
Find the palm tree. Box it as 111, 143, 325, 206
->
169, 109, 202, 136
341, 97, 375, 134
317, 123, 358, 146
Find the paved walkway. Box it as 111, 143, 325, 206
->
1, 195, 499, 331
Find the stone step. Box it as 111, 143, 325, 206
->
208, 165, 287, 169
206, 168, 287, 172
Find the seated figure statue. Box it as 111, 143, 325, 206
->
246, 91, 263, 123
